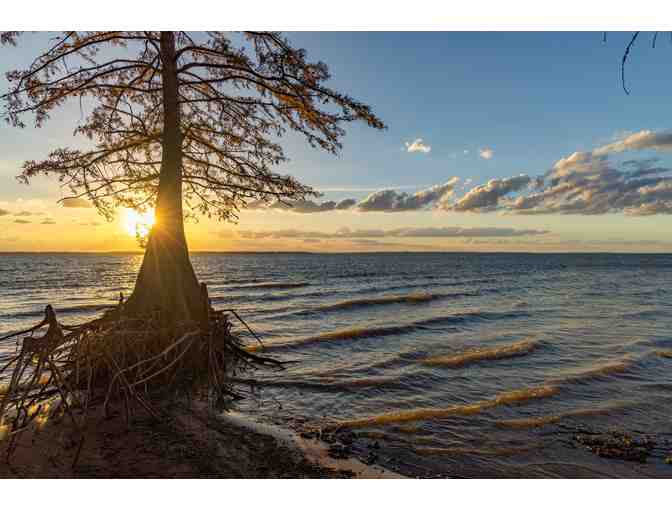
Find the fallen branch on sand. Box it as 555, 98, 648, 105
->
0, 284, 284, 467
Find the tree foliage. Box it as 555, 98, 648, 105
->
1, 31, 386, 221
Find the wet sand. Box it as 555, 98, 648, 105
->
0, 402, 401, 478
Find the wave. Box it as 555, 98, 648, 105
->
246, 323, 418, 352
656, 350, 672, 359
413, 444, 535, 457
247, 309, 527, 352
550, 356, 637, 385
495, 403, 629, 430
312, 292, 439, 312
352, 278, 502, 297
218, 279, 505, 309
5, 303, 114, 321
227, 281, 310, 290
422, 339, 540, 367
268, 290, 485, 320
417, 310, 528, 328
621, 309, 662, 320
394, 424, 425, 434
332, 384, 558, 429
243, 375, 401, 392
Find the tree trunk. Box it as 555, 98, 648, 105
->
124, 31, 203, 323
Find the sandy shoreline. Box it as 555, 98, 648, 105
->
0, 401, 402, 479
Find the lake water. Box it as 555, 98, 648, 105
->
1, 252, 672, 477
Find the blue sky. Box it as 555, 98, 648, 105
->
1, 32, 672, 252
280, 32, 672, 192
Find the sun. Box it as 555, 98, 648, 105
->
120, 208, 155, 238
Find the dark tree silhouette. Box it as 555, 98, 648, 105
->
1, 31, 385, 322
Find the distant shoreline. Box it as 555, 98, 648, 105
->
1, 251, 672, 255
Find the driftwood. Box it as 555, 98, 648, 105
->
0, 285, 284, 466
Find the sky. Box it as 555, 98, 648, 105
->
1, 31, 672, 252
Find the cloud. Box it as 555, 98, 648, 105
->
244, 129, 672, 217
14, 219, 31, 224
405, 138, 431, 154
41, 219, 56, 225
390, 226, 548, 237
249, 197, 360, 214
593, 130, 672, 156
479, 148, 494, 160
357, 179, 459, 212
239, 226, 548, 240
624, 201, 672, 216
463, 130, 672, 216
448, 175, 531, 212
247, 180, 460, 214
61, 197, 92, 208
0, 208, 9, 217
335, 198, 357, 210
507, 152, 672, 216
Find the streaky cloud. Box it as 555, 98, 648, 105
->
593, 130, 672, 156
239, 226, 549, 240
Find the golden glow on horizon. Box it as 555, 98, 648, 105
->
120, 208, 155, 238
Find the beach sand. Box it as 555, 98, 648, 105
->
0, 402, 401, 479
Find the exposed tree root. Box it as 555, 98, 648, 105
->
0, 285, 284, 466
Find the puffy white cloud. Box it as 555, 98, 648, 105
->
249, 180, 460, 214
508, 153, 672, 216
448, 175, 531, 212
335, 198, 357, 210
549, 151, 608, 179
358, 179, 459, 212
479, 148, 494, 160
405, 138, 431, 153
243, 130, 672, 217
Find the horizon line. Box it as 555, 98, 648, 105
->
0, 250, 671, 256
